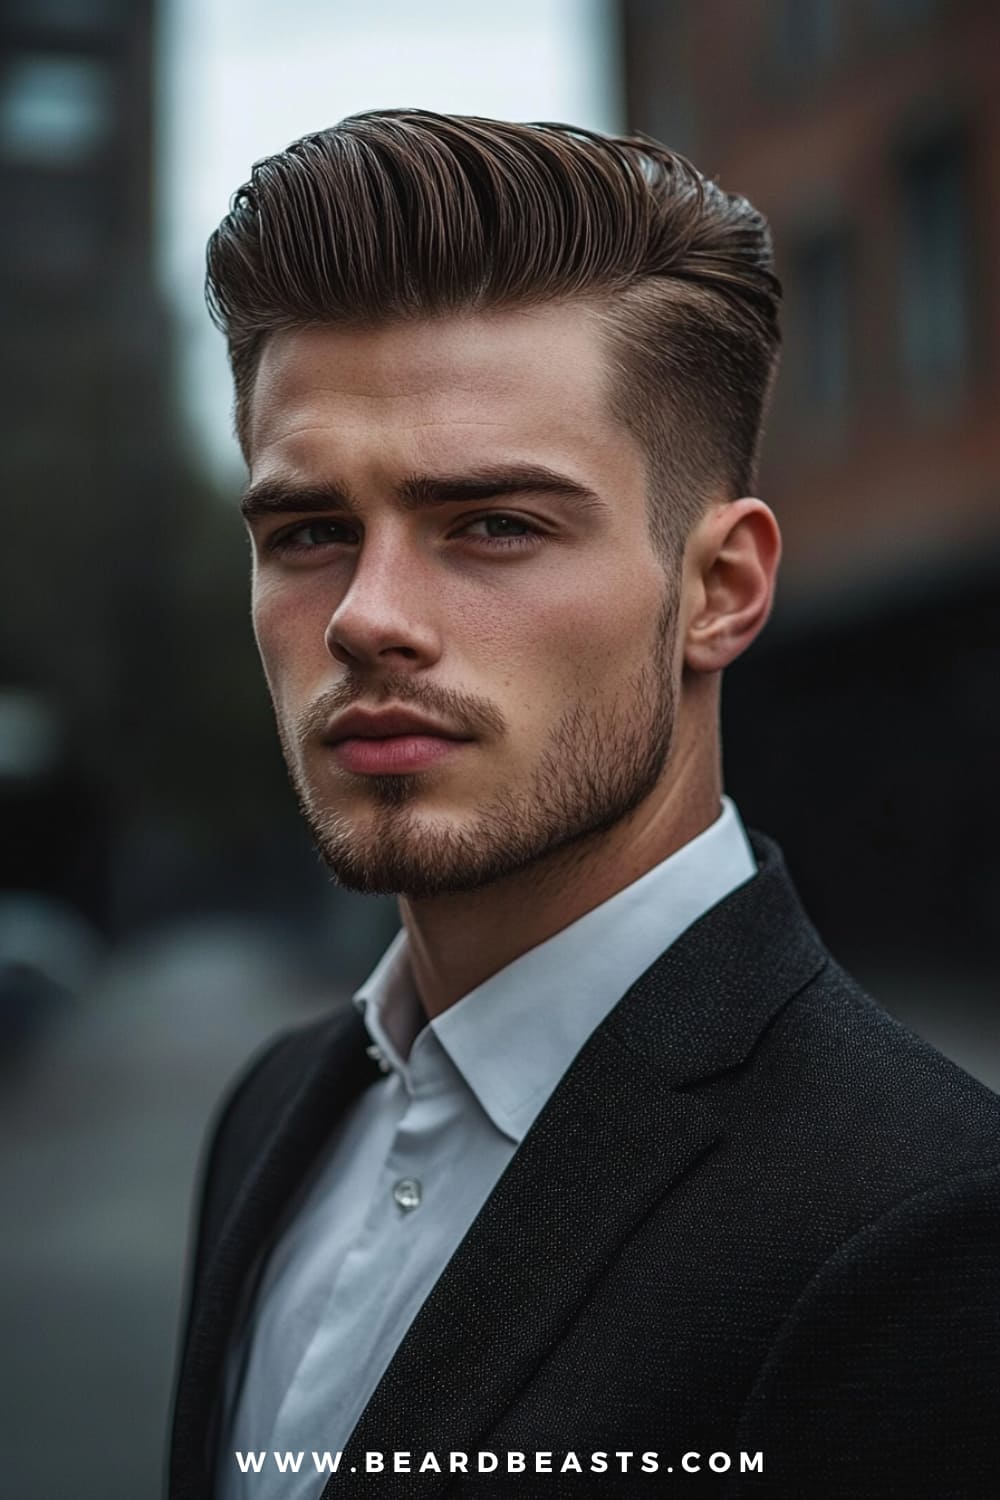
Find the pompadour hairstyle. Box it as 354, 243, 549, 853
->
206, 109, 782, 558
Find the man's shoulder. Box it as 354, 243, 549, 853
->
190, 1002, 365, 1266
742, 954, 1000, 1201
214, 1002, 355, 1133
729, 971, 1000, 1492
221, 1002, 356, 1110
613, 825, 1000, 1199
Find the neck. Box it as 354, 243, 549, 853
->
400, 726, 721, 1019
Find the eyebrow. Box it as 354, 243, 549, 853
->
238, 464, 610, 524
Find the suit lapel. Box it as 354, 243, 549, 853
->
171, 1003, 381, 1500
336, 1030, 720, 1496
330, 833, 828, 1497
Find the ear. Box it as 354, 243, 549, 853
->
682, 498, 782, 673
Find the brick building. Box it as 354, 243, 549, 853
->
622, 0, 1000, 981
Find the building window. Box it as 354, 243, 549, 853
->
790, 228, 853, 420
897, 128, 972, 400
0, 53, 112, 168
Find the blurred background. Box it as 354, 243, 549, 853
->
1, 0, 997, 1494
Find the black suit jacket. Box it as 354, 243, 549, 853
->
167, 833, 1000, 1498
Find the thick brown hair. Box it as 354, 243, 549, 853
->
206, 109, 782, 557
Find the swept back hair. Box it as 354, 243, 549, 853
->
206, 109, 782, 559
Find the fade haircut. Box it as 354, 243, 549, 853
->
206, 109, 782, 561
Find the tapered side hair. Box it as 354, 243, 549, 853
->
206, 109, 782, 557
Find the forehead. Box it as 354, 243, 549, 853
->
246, 304, 641, 485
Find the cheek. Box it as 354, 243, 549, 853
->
251, 576, 328, 698
462, 560, 664, 710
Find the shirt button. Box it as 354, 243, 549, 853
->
393, 1178, 422, 1212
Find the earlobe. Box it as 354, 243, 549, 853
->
682, 499, 781, 674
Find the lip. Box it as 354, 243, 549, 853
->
324, 706, 471, 744
322, 706, 474, 776
332, 733, 469, 775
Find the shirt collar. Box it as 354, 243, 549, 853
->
352, 927, 421, 1080
353, 796, 756, 1143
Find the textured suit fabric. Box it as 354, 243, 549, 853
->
167, 833, 1000, 1498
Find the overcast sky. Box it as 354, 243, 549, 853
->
155, 0, 621, 485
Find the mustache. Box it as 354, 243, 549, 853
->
293, 671, 507, 747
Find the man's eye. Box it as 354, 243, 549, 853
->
271, 520, 354, 552
460, 514, 539, 546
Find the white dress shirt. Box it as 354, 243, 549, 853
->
218, 796, 756, 1499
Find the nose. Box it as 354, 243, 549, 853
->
324, 533, 442, 672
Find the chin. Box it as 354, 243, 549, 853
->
302, 799, 473, 896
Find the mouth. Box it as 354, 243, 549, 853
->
330, 732, 471, 776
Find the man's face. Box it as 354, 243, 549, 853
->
244, 304, 685, 898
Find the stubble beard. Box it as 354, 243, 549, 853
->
278, 588, 680, 899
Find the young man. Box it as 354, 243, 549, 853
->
168, 112, 1000, 1498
